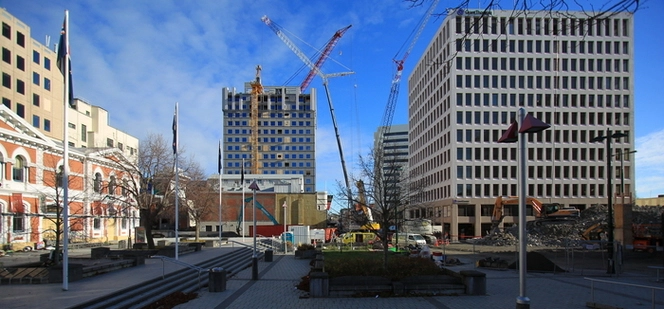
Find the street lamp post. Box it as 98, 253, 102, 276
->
282, 200, 287, 254
591, 129, 628, 275
249, 180, 260, 280
498, 107, 550, 309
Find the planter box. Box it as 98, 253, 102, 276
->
295, 249, 317, 259
48, 264, 84, 283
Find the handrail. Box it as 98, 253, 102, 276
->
585, 277, 664, 309
151, 255, 206, 290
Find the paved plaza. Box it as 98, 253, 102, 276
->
0, 244, 663, 309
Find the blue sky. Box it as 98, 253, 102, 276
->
3, 0, 663, 204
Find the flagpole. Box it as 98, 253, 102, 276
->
218, 140, 222, 241
173, 103, 179, 260
241, 158, 245, 242
61, 9, 70, 292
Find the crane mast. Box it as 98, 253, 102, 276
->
261, 15, 354, 196
378, 0, 440, 144
250, 65, 263, 174
300, 24, 352, 92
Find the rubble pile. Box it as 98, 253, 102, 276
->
632, 206, 664, 224
477, 204, 663, 247
476, 205, 610, 247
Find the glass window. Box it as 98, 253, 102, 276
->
13, 156, 25, 181
2, 47, 9, 64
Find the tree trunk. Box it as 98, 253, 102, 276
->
195, 221, 200, 241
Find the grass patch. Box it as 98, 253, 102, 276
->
323, 251, 444, 280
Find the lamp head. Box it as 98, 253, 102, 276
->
498, 121, 518, 143
519, 113, 550, 134
249, 181, 260, 191
611, 132, 628, 139
591, 135, 606, 142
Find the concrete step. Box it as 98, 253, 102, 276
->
68, 247, 262, 309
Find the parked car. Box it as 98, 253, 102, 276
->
391, 233, 427, 249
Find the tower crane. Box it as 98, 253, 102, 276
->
300, 24, 352, 92
261, 15, 354, 207
250, 65, 263, 174
377, 0, 440, 145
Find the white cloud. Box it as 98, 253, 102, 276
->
635, 129, 664, 197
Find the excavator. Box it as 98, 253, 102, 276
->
236, 197, 279, 235
490, 196, 580, 233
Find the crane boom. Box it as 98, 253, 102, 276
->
261, 15, 354, 196
378, 0, 440, 141
250, 65, 263, 174
300, 24, 352, 92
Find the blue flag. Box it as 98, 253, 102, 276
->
57, 14, 75, 108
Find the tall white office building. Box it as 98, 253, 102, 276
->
408, 10, 635, 240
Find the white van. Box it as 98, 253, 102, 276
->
391, 233, 427, 248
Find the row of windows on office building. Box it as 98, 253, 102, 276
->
456, 56, 629, 73
456, 74, 630, 91
226, 121, 312, 127
225, 145, 313, 154
226, 112, 313, 118
223, 103, 313, 111
225, 137, 312, 145
456, 144, 630, 162
224, 164, 314, 178
456, 182, 612, 199
456, 111, 630, 127
456, 162, 628, 181
454, 15, 630, 38
227, 129, 313, 135
455, 38, 630, 55
455, 92, 630, 109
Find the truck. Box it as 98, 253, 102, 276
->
400, 218, 438, 245
491, 196, 580, 233
336, 231, 377, 245
391, 232, 427, 249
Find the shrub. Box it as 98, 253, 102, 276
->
297, 244, 316, 251
324, 252, 443, 280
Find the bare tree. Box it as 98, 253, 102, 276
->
181, 164, 216, 241
108, 133, 198, 249
36, 156, 85, 265
337, 148, 428, 270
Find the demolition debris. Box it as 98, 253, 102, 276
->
475, 205, 663, 247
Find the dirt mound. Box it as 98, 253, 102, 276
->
508, 251, 566, 273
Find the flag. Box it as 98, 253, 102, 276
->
240, 160, 244, 184
172, 104, 178, 154
57, 13, 75, 109
217, 140, 222, 174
